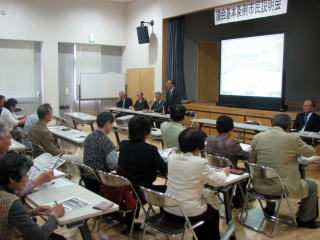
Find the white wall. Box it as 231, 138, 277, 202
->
0, 0, 126, 112
123, 0, 237, 93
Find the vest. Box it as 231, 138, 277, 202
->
0, 190, 19, 240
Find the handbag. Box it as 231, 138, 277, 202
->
100, 184, 137, 210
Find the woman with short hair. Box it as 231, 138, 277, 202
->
0, 152, 65, 240
0, 98, 26, 132
164, 128, 230, 240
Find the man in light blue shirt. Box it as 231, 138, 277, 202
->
23, 103, 52, 134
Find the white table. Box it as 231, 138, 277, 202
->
195, 118, 320, 141
48, 126, 88, 147
106, 107, 171, 120
26, 178, 118, 240
9, 139, 27, 152
65, 112, 96, 132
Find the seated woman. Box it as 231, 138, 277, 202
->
0, 152, 65, 240
0, 98, 26, 136
164, 128, 230, 240
205, 115, 249, 208
205, 115, 249, 166
118, 115, 167, 233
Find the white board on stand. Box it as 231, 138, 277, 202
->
80, 73, 125, 100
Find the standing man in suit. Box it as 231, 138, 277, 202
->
151, 92, 164, 113
164, 80, 181, 113
116, 91, 133, 109
130, 91, 149, 111
249, 114, 319, 229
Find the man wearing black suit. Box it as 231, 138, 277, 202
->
293, 99, 320, 132
164, 80, 181, 113
151, 92, 164, 113
131, 91, 149, 111
116, 91, 133, 109
293, 99, 320, 145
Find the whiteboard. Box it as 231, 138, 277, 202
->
80, 73, 125, 100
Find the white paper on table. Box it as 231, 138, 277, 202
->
298, 156, 320, 164
44, 196, 90, 213
240, 143, 251, 152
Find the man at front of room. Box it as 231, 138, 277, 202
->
293, 99, 320, 132
164, 80, 181, 113
130, 91, 149, 111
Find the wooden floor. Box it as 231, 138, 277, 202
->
46, 123, 320, 240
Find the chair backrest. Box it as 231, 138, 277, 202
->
29, 141, 46, 156
65, 161, 98, 180
205, 153, 234, 168
139, 186, 180, 208
244, 161, 286, 192
53, 115, 68, 126
97, 170, 131, 188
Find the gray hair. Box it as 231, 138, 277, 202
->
272, 114, 292, 130
155, 91, 162, 97
0, 121, 9, 137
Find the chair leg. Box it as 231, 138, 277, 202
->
129, 205, 138, 240
269, 199, 282, 237
285, 197, 298, 226
181, 230, 185, 240
140, 222, 147, 240
240, 192, 250, 223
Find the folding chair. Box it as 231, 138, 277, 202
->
239, 161, 297, 237
139, 186, 204, 240
97, 171, 147, 240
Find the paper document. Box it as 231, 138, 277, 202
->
46, 197, 89, 213
29, 153, 65, 179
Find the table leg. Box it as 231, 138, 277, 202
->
114, 130, 120, 145
221, 185, 233, 224
299, 164, 307, 179
72, 119, 78, 129
199, 123, 203, 130
90, 123, 94, 132
79, 221, 92, 240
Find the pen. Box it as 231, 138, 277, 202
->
54, 200, 58, 206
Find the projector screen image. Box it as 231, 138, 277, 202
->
220, 33, 285, 98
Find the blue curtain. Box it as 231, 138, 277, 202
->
166, 17, 186, 100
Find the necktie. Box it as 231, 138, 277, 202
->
303, 114, 308, 129
122, 99, 125, 108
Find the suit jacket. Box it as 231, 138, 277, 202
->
133, 98, 149, 111
249, 126, 315, 199
118, 140, 167, 188
151, 100, 164, 113
116, 98, 133, 109
28, 121, 62, 158
292, 112, 320, 132
164, 88, 181, 111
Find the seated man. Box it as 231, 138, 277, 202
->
28, 104, 62, 158
249, 114, 319, 228
23, 103, 52, 134
160, 104, 186, 149
293, 99, 320, 145
130, 91, 149, 111
206, 115, 249, 166
151, 91, 164, 113
83, 112, 118, 193
293, 99, 320, 132
116, 91, 133, 109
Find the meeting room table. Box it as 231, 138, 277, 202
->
26, 177, 119, 240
